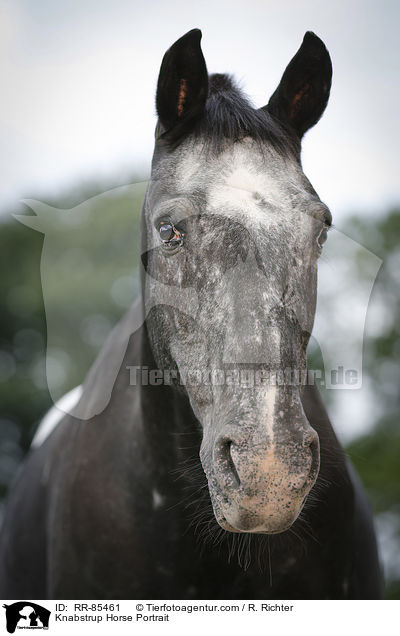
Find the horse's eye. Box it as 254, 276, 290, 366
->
316, 226, 328, 249
158, 221, 184, 250
159, 222, 174, 241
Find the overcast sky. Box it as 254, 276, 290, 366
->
1, 0, 399, 223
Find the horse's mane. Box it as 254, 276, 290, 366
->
158, 73, 298, 156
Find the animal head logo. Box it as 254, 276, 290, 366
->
15, 183, 381, 420
2, 602, 50, 633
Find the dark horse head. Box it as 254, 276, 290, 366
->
142, 29, 333, 535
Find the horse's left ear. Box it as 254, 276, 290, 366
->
265, 32, 332, 139
156, 29, 208, 134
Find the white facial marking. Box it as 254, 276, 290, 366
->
208, 150, 285, 226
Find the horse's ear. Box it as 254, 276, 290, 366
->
156, 29, 208, 133
265, 32, 332, 139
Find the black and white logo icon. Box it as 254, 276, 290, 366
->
2, 602, 50, 633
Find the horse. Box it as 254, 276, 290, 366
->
0, 29, 383, 599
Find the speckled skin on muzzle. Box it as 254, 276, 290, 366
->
200, 384, 320, 534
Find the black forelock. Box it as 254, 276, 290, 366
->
157, 73, 299, 157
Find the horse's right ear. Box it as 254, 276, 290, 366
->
156, 29, 208, 134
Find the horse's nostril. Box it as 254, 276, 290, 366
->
305, 431, 320, 479
215, 437, 241, 490
303, 430, 318, 451
226, 441, 241, 488
309, 434, 319, 456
